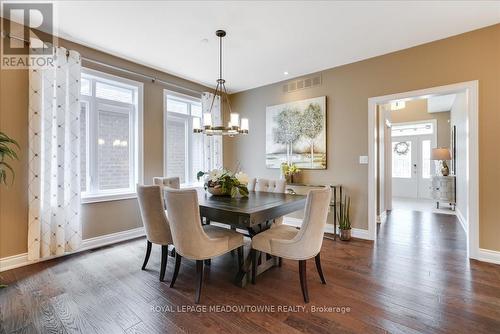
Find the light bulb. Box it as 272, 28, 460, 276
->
241, 118, 249, 131
230, 113, 239, 128
193, 117, 201, 130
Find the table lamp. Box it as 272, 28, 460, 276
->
431, 148, 452, 176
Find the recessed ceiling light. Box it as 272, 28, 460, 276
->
201, 38, 209, 43
283, 71, 289, 75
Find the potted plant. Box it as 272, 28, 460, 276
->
197, 169, 249, 198
337, 195, 352, 241
0, 131, 20, 288
280, 163, 301, 184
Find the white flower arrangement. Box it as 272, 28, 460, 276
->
197, 169, 249, 197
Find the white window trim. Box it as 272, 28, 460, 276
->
391, 119, 438, 138
163, 90, 223, 186
163, 90, 201, 186
80, 68, 143, 204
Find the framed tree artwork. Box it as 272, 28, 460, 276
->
265, 96, 327, 169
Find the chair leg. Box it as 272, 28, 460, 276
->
195, 260, 204, 304
251, 249, 258, 285
299, 260, 309, 303
278, 257, 283, 267
160, 245, 169, 281
141, 240, 152, 270
170, 253, 182, 288
315, 253, 326, 284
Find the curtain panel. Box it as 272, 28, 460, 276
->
201, 92, 223, 171
28, 47, 82, 260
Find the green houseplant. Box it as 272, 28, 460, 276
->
337, 195, 352, 241
0, 132, 19, 185
0, 131, 20, 288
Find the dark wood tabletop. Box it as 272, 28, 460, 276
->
196, 189, 306, 229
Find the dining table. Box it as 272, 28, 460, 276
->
195, 188, 307, 287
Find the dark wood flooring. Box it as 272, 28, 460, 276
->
1, 209, 500, 334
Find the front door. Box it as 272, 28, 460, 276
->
392, 132, 436, 199
392, 136, 418, 198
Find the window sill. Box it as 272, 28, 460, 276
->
81, 192, 137, 204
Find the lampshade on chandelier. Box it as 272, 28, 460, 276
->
193, 30, 249, 136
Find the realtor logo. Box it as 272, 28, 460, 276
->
1, 2, 55, 69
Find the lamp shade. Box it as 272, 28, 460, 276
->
431, 148, 451, 160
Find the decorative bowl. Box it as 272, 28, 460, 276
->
206, 186, 230, 196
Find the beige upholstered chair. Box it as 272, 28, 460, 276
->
247, 177, 286, 193
251, 186, 331, 303
137, 185, 174, 282
153, 177, 180, 208
248, 178, 286, 228
164, 188, 245, 304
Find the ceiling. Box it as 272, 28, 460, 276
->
14, 1, 500, 92
428, 94, 457, 113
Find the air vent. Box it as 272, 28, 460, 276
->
283, 74, 322, 93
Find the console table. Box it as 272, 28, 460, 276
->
286, 183, 343, 240
431, 175, 456, 210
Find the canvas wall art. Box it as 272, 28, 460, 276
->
266, 96, 327, 169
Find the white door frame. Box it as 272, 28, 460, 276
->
368, 81, 479, 260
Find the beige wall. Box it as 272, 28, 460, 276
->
0, 20, 209, 258
390, 99, 451, 148
225, 24, 500, 251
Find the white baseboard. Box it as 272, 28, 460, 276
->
283, 217, 371, 240
0, 253, 28, 273
0, 227, 145, 272
476, 248, 500, 265
350, 228, 371, 240
80, 227, 145, 251
456, 208, 467, 235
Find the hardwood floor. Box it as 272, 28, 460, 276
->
1, 209, 500, 333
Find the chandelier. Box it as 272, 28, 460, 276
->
193, 30, 249, 136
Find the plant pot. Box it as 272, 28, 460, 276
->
206, 186, 230, 196
339, 229, 351, 241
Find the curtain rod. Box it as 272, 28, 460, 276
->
4, 33, 204, 95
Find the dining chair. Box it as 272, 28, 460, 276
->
248, 178, 286, 228
137, 185, 174, 282
164, 188, 245, 304
247, 177, 286, 193
153, 177, 180, 208
250, 186, 331, 303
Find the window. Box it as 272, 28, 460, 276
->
392, 141, 412, 178
421, 139, 431, 179
80, 69, 143, 202
164, 91, 222, 184
392, 122, 434, 137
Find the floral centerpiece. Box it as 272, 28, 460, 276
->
197, 169, 249, 198
280, 163, 301, 183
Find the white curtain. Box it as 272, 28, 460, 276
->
28, 47, 82, 261
201, 92, 223, 170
